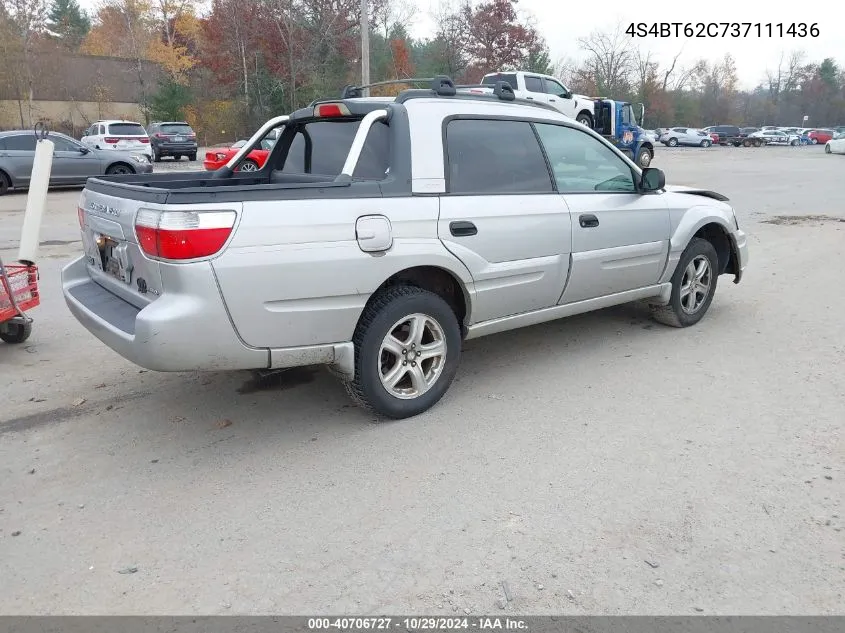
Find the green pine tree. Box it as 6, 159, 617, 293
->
46, 0, 90, 51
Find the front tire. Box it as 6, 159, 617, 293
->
344, 286, 462, 419
825, 144, 832, 154
0, 170, 10, 195
153, 149, 162, 162
667, 137, 678, 147
700, 140, 712, 148
811, 138, 818, 144
790, 139, 799, 146
0, 321, 32, 344
637, 148, 653, 168
651, 238, 719, 328
105, 164, 134, 176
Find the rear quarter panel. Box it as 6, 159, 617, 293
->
212, 196, 474, 349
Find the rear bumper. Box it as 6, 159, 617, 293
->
61, 256, 355, 377
154, 143, 198, 154
62, 255, 268, 371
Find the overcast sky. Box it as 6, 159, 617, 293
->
78, 0, 845, 89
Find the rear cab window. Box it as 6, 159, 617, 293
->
280, 118, 390, 180
481, 73, 518, 90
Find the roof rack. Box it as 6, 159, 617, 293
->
335, 75, 558, 113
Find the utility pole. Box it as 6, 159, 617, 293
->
360, 0, 370, 96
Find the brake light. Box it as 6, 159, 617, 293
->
314, 102, 351, 117
188, 133, 196, 138
104, 137, 119, 144
140, 137, 150, 143
135, 209, 236, 260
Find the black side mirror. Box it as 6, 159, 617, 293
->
640, 167, 665, 192
79, 146, 90, 154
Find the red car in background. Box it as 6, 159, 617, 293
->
203, 130, 279, 171
709, 132, 720, 144
807, 129, 834, 144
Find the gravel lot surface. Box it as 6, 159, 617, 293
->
1, 145, 843, 615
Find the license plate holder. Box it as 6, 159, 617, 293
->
85, 231, 132, 284
175, 136, 184, 142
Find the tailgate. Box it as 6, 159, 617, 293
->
77, 188, 163, 308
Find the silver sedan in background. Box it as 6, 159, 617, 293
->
0, 130, 152, 195
659, 127, 713, 147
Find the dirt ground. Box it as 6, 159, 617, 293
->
1, 146, 843, 615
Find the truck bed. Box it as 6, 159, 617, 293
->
84, 170, 374, 205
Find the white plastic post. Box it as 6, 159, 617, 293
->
17, 135, 54, 265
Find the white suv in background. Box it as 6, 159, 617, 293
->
81, 120, 153, 159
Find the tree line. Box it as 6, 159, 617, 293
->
1, 0, 843, 144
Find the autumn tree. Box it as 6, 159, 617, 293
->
2, 0, 48, 126
462, 0, 542, 80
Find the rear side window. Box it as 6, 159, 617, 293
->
282, 120, 390, 180
107, 123, 146, 136
4, 135, 37, 151
524, 76, 543, 92
445, 119, 554, 195
482, 73, 517, 89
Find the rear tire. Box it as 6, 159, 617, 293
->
189, 153, 197, 162
790, 139, 799, 146
173, 154, 182, 161
667, 137, 678, 147
811, 138, 818, 144
651, 238, 719, 328
700, 140, 712, 148
754, 139, 763, 147
825, 144, 832, 154
153, 149, 161, 162
344, 285, 462, 419
238, 159, 259, 172
0, 321, 32, 344
0, 170, 10, 195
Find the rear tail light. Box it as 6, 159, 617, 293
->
140, 137, 150, 143
135, 209, 237, 260
77, 206, 85, 228
188, 133, 196, 139
104, 137, 119, 144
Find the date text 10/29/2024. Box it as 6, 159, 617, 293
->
626, 22, 819, 38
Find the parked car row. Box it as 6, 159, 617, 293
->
647, 124, 845, 149
80, 119, 198, 162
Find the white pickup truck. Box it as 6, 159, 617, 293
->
63, 77, 747, 420
481, 71, 595, 127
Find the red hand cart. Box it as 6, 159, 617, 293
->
0, 255, 39, 344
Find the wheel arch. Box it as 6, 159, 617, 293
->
665, 209, 739, 282
106, 161, 136, 175
364, 265, 473, 337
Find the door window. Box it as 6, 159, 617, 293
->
445, 119, 554, 194
51, 136, 82, 151
524, 76, 543, 92
544, 79, 569, 98
3, 134, 37, 151
534, 123, 636, 193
